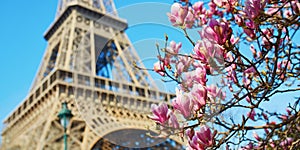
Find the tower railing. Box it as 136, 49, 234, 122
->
56, 0, 118, 19
3, 68, 174, 133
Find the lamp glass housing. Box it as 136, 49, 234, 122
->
58, 102, 73, 129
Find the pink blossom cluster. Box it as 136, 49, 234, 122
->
167, 3, 194, 28
150, 39, 224, 149
241, 108, 296, 149
186, 126, 216, 150
148, 0, 300, 149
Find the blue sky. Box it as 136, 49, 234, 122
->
0, 0, 197, 140
0, 1, 58, 131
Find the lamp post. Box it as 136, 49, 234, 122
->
58, 102, 73, 150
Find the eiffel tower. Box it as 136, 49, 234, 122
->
1, 0, 185, 150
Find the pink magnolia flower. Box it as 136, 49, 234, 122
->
225, 66, 238, 83
213, 0, 237, 12
243, 77, 251, 87
284, 9, 292, 18
244, 0, 268, 20
262, 37, 272, 50
189, 137, 205, 150
262, 113, 268, 120
172, 88, 194, 118
148, 103, 169, 125
190, 83, 207, 111
282, 60, 291, 70
176, 55, 192, 75
253, 131, 260, 141
169, 41, 182, 54
207, 85, 225, 99
279, 115, 288, 120
230, 35, 240, 45
286, 108, 291, 115
262, 28, 273, 38
234, 14, 243, 26
247, 109, 256, 121
292, 1, 300, 14
243, 20, 256, 39
188, 138, 205, 150
277, 61, 282, 70
167, 3, 188, 27
257, 51, 262, 58
269, 139, 275, 148
250, 44, 257, 58
185, 9, 195, 28
153, 61, 165, 76
264, 128, 270, 134
193, 2, 208, 25
176, 61, 185, 76
244, 66, 256, 75
206, 2, 223, 18
266, 6, 278, 15
243, 67, 256, 87
158, 54, 171, 68
266, 4, 284, 17
193, 66, 207, 85
246, 96, 251, 103
186, 128, 195, 140
183, 65, 207, 88
168, 111, 180, 129
193, 1, 206, 15
196, 14, 208, 26
194, 39, 224, 66
207, 2, 217, 18
280, 137, 293, 147
193, 42, 208, 63
167, 3, 194, 28
241, 142, 253, 150
213, 0, 226, 7
199, 19, 230, 45
194, 126, 215, 147
149, 103, 180, 129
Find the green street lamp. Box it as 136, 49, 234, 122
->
58, 102, 73, 150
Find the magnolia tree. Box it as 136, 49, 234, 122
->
140, 0, 300, 149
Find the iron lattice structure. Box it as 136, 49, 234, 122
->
1, 1, 185, 150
